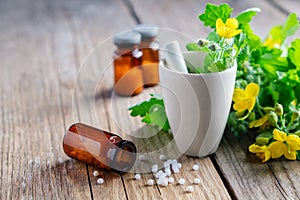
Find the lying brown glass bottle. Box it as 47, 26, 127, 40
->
63, 123, 137, 173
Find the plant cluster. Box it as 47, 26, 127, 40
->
129, 3, 300, 162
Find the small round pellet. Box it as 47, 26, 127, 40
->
159, 154, 167, 161
194, 178, 201, 184
97, 178, 104, 184
192, 164, 199, 171
186, 186, 194, 193
161, 180, 168, 187
147, 179, 154, 186
177, 163, 182, 169
173, 168, 179, 174
168, 177, 174, 183
93, 170, 99, 177
165, 168, 171, 176
139, 154, 147, 161
134, 174, 141, 180
178, 178, 185, 185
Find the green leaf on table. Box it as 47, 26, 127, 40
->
128, 94, 170, 132
199, 3, 233, 28
288, 39, 300, 69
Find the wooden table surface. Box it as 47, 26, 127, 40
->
1, 0, 300, 199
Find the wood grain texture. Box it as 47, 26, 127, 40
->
1, 0, 300, 199
0, 0, 134, 199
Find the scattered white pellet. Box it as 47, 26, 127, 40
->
161, 179, 168, 187
97, 178, 104, 184
172, 159, 177, 165
157, 179, 162, 185
164, 162, 170, 169
177, 163, 182, 169
166, 159, 172, 165
173, 167, 179, 174
134, 174, 141, 180
152, 164, 158, 169
152, 164, 158, 173
185, 186, 194, 193
159, 154, 167, 161
168, 177, 175, 183
155, 170, 164, 178
93, 170, 99, 177
192, 164, 199, 171
147, 179, 154, 186
165, 168, 171, 176
193, 178, 201, 184
138, 154, 147, 161
178, 178, 185, 185
157, 177, 168, 186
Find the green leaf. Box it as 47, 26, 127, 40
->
288, 39, 300, 69
255, 131, 273, 146
270, 81, 295, 110
282, 13, 300, 39
236, 7, 261, 25
297, 150, 300, 160
293, 83, 300, 103
129, 95, 171, 132
186, 43, 202, 51
199, 3, 233, 28
206, 31, 219, 42
269, 13, 300, 42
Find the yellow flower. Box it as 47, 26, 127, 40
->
216, 18, 242, 38
263, 36, 281, 49
269, 129, 300, 160
249, 114, 270, 129
249, 144, 271, 163
249, 111, 278, 129
233, 83, 260, 113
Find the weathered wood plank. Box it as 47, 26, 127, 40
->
0, 0, 95, 198
0, 0, 135, 199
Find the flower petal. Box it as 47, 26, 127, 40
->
249, 114, 270, 128
233, 88, 246, 102
249, 144, 267, 153
217, 26, 230, 38
284, 150, 297, 160
233, 100, 250, 112
273, 129, 287, 142
263, 150, 271, 163
269, 141, 286, 159
225, 18, 239, 29
245, 83, 259, 98
286, 135, 300, 151
248, 97, 256, 112
230, 29, 242, 37
216, 18, 225, 29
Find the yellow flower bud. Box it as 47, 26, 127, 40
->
292, 111, 300, 122
269, 111, 278, 127
274, 103, 283, 117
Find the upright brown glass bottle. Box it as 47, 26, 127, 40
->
134, 24, 160, 87
63, 123, 137, 173
113, 31, 144, 96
